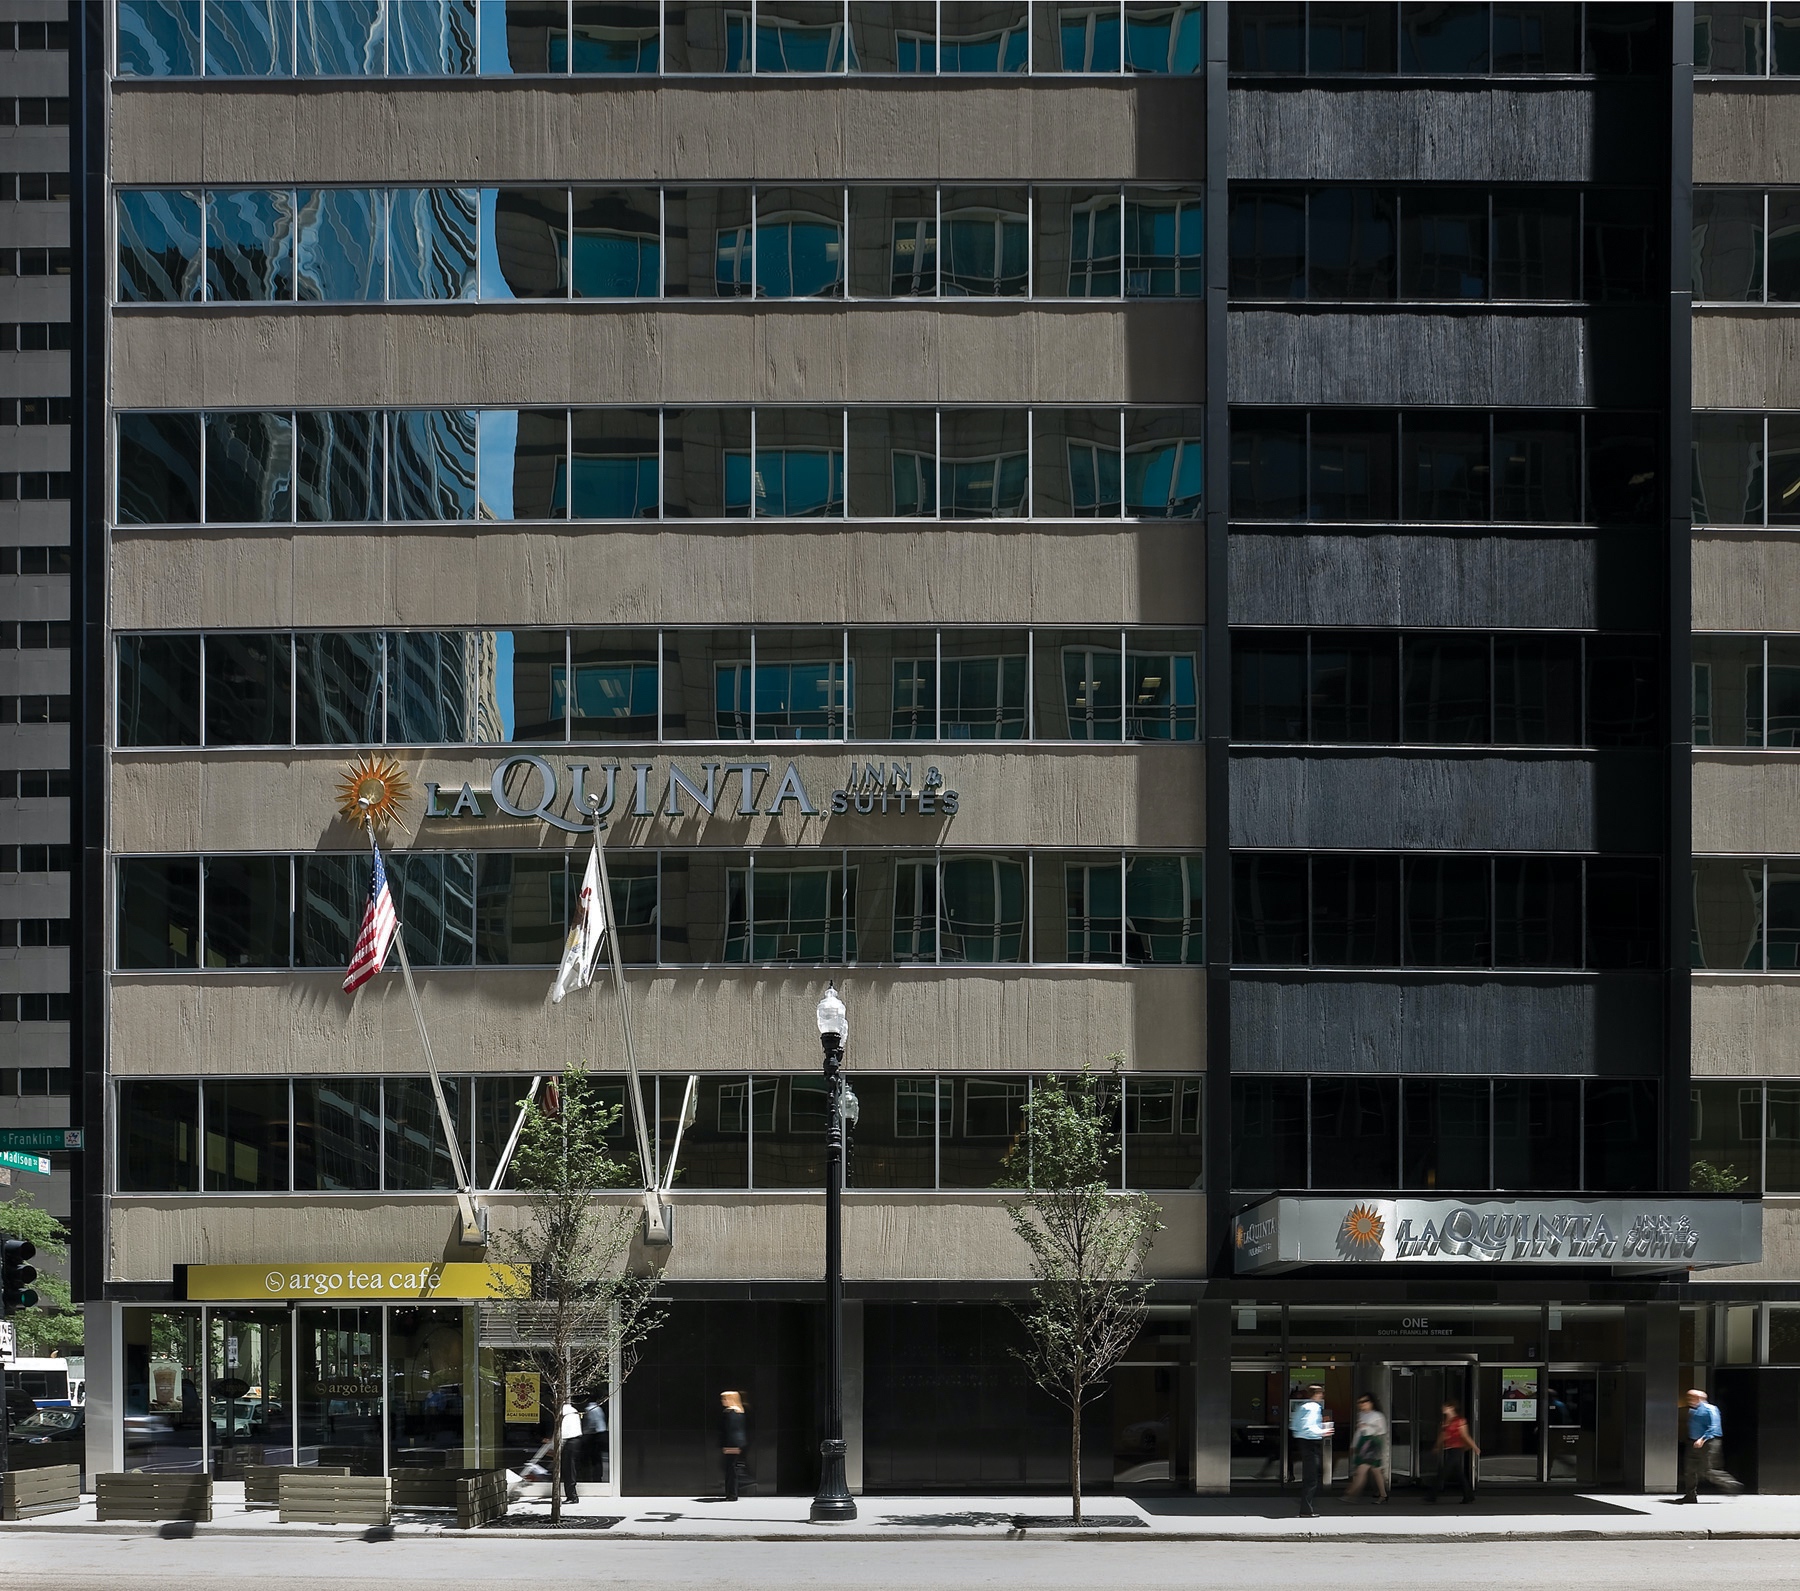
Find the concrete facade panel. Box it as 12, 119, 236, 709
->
1692, 756, 1800, 856
1695, 85, 1800, 184
1692, 312, 1800, 411
106, 966, 1207, 1078
1693, 977, 1800, 1078
1693, 533, 1800, 632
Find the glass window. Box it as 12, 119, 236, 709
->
939, 409, 1028, 517
297, 188, 386, 300
205, 410, 293, 523
940, 1076, 1026, 1187
661, 187, 750, 296
1693, 413, 1765, 526
659, 1074, 748, 1189
755, 186, 845, 297
1403, 634, 1490, 742
1691, 1080, 1762, 1193
1126, 629, 1201, 742
940, 853, 1026, 963
297, 410, 384, 522
1769, 192, 1800, 300
118, 189, 202, 302
1124, 1076, 1201, 1189
847, 1, 938, 71
1308, 188, 1396, 299
1043, 851, 1122, 963
1125, 2, 1203, 71
564, 628, 659, 740
848, 1075, 941, 1188
296, 854, 371, 967
1492, 188, 1578, 298
203, 1079, 290, 1191
298, 1307, 383, 1473
568, 408, 660, 518
1126, 187, 1204, 295
294, 1077, 380, 1190
1768, 1085, 1800, 1191
566, 0, 660, 70
1587, 857, 1660, 970
938, 629, 1028, 739
387, 1302, 464, 1465
477, 408, 567, 520
1692, 858, 1764, 970
118, 856, 201, 969
118, 0, 202, 75
750, 2, 851, 69
940, 188, 1028, 295
1693, 189, 1764, 301
1769, 637, 1800, 746
384, 1076, 470, 1189
742, 628, 850, 739
753, 410, 845, 517
570, 187, 660, 296
296, 0, 384, 72
297, 631, 383, 744
392, 0, 480, 72
1401, 1, 1488, 71
207, 0, 293, 74
726, 859, 851, 963
1401, 188, 1488, 297
389, 187, 479, 299
205, 633, 291, 746
1036, 409, 1121, 517
1583, 187, 1657, 301
1494, 1, 1582, 71
1586, 635, 1658, 747
206, 189, 296, 300
1584, 1080, 1657, 1190
1311, 855, 1400, 966
1493, 855, 1581, 967
1230, 190, 1306, 298
1230, 410, 1306, 518
1403, 856, 1491, 966
1309, 1, 1395, 69
661, 629, 750, 738
387, 852, 476, 967
1402, 1077, 1491, 1191
662, 407, 752, 517
209, 1306, 291, 1470
118, 633, 201, 747
481, 187, 570, 300
1697, 1, 1770, 72
1494, 412, 1580, 520
751, 1076, 827, 1188
1771, 415, 1800, 524
1126, 409, 1205, 518
203, 855, 290, 968
390, 409, 478, 520
1311, 1077, 1399, 1189
1039, 627, 1122, 740
1048, 3, 1122, 70
1126, 854, 1204, 964
386, 631, 472, 742
845, 628, 939, 740
1312, 632, 1399, 741
1046, 187, 1123, 296
478, 0, 567, 71
1493, 1077, 1580, 1189
846, 187, 935, 297
1691, 635, 1763, 747
1403, 414, 1490, 519
1231, 1076, 1306, 1189
1233, 632, 1306, 740
655, 851, 729, 963
1493, 634, 1580, 744
118, 1080, 199, 1191
118, 411, 202, 525
848, 407, 936, 516
1232, 853, 1308, 964
475, 851, 567, 965
938, 1, 1029, 71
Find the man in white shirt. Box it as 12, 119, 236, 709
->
1290, 1383, 1333, 1518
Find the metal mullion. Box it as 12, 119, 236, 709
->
934, 0, 941, 74
1026, 850, 1034, 964
934, 186, 942, 297
1768, 191, 1774, 305
1767, 861, 1774, 971
1489, 1078, 1496, 1189
1305, 855, 1313, 968
199, 1305, 211, 1475
659, 0, 666, 74
1578, 633, 1587, 746
1765, 634, 1773, 749
657, 407, 666, 516
381, 1303, 391, 1476
197, 632, 208, 747
1763, 1077, 1771, 1195
1578, 1075, 1587, 1191
747, 1070, 755, 1188
1766, 414, 1773, 527
1119, 849, 1127, 968
1026, 628, 1035, 738
655, 628, 664, 741
290, 185, 298, 301
563, 403, 573, 525
1025, 399, 1033, 516
841, 625, 850, 743
934, 1074, 942, 1189
378, 1076, 387, 1189
934, 628, 942, 741
748, 624, 757, 742
934, 848, 943, 966
289, 633, 298, 745
1304, 1074, 1313, 1190
288, 1074, 296, 1190
1026, 186, 1034, 298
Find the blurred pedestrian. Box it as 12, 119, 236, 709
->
1678, 1388, 1743, 1503
1290, 1383, 1332, 1518
719, 1390, 748, 1501
581, 1395, 608, 1483
557, 1400, 581, 1503
1429, 1402, 1478, 1504
1344, 1393, 1389, 1502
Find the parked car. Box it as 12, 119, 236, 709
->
10, 1404, 83, 1447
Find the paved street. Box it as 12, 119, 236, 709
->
6, 1534, 1800, 1591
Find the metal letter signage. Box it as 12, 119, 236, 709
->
1230, 1196, 1761, 1275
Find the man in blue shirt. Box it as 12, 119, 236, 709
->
1678, 1388, 1743, 1503
1290, 1384, 1332, 1518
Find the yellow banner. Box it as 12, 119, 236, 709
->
504, 1371, 540, 1424
184, 1262, 526, 1302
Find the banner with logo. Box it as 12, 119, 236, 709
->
1501, 1368, 1539, 1422
504, 1371, 540, 1425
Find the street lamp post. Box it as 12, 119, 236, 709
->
810, 983, 858, 1523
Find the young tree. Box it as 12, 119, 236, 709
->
489, 1068, 663, 1523
1000, 1061, 1162, 1524
0, 1187, 80, 1356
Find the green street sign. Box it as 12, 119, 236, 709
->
0, 1150, 49, 1175
0, 1129, 81, 1153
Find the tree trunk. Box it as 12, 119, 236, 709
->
1070, 1399, 1082, 1524
550, 1424, 563, 1524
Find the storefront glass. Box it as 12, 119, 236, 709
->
123, 1307, 206, 1472
207, 1308, 291, 1473
298, 1306, 384, 1472
388, 1305, 469, 1466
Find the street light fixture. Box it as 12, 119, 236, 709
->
810, 983, 858, 1523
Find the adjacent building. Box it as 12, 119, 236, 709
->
65, 0, 1799, 1498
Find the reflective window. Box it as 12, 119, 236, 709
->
568, 628, 660, 739
117, 1080, 199, 1192
476, 852, 567, 965
205, 189, 296, 300
481, 187, 569, 299
571, 187, 660, 296
296, 853, 370, 967
1693, 189, 1764, 301
848, 408, 936, 516
1126, 853, 1204, 962
298, 0, 385, 72
118, 634, 201, 747
118, 189, 203, 303
389, 187, 479, 299
1052, 3, 1123, 69
387, 630, 473, 742
203, 1079, 290, 1189
1040, 628, 1124, 740
1127, 409, 1204, 517
1035, 409, 1121, 517
388, 851, 476, 966
566, 0, 661, 69
206, 0, 294, 75
1230, 190, 1306, 298
1308, 187, 1396, 298
476, 629, 567, 742
391, 0, 479, 72
940, 853, 1027, 962
477, 409, 567, 520
118, 0, 202, 76
295, 1078, 379, 1191
753, 409, 846, 515
205, 633, 291, 746
117, 857, 201, 968
756, 186, 845, 296
847, 187, 936, 296
297, 188, 386, 301
205, 410, 293, 523
941, 188, 1029, 294
295, 631, 383, 744
662, 407, 752, 517
1308, 0, 1396, 69
1125, 3, 1204, 70
118, 412, 202, 525
939, 1, 1029, 70
390, 409, 478, 519
939, 409, 1028, 516
297, 410, 384, 521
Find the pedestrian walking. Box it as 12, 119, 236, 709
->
1428, 1401, 1478, 1504
557, 1400, 581, 1503
719, 1389, 748, 1501
580, 1394, 608, 1484
1677, 1388, 1743, 1503
1290, 1382, 1333, 1517
1343, 1393, 1389, 1502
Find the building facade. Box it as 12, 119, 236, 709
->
64, 0, 1798, 1497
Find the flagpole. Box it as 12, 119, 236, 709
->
587, 811, 656, 1189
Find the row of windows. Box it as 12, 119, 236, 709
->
5, 20, 68, 50
0, 694, 71, 724
1692, 1079, 1800, 1194
1232, 852, 1661, 970
1232, 1075, 1657, 1193
0, 917, 70, 947
1, 622, 71, 650
1231, 408, 1661, 525
0, 398, 70, 426
0, 174, 71, 204
1692, 191, 1800, 305
1691, 859, 1800, 971
1693, 413, 1800, 528
1230, 186, 1657, 304
1228, 2, 1661, 75
0, 547, 72, 575
0, 845, 71, 873
0, 1065, 72, 1092
117, 627, 1200, 748
0, 473, 71, 502
116, 1069, 1203, 1197
118, 184, 1202, 305
0, 249, 71, 279
118, 0, 1204, 78
1233, 629, 1658, 748
115, 848, 1205, 971
3, 97, 68, 127
1693, 636, 1800, 748
1694, 1, 1800, 75
0, 323, 71, 352
0, 769, 70, 798
115, 407, 1204, 526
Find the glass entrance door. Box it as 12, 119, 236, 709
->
1386, 1362, 1475, 1492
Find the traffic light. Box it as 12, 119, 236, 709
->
1, 1237, 36, 1316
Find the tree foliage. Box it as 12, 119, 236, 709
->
1000, 1060, 1161, 1523
0, 1188, 79, 1356
1690, 1158, 1749, 1193
489, 1068, 663, 1522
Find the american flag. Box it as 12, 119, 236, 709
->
343, 845, 399, 993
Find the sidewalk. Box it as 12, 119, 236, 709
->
5, 1482, 1800, 1541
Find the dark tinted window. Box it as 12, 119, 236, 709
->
1229, 190, 1306, 298
1229, 410, 1306, 518
1494, 412, 1580, 520
1309, 411, 1397, 517
1311, 855, 1400, 965
1586, 636, 1659, 746
1584, 188, 1657, 300
1585, 3, 1661, 73
1494, 1078, 1580, 1189
202, 1080, 290, 1191
117, 857, 201, 968
294, 1078, 379, 1191
118, 634, 201, 747
1586, 858, 1660, 969
117, 1080, 199, 1192
117, 412, 201, 525
1232, 854, 1308, 963
1308, 187, 1396, 297
1493, 634, 1580, 744
1403, 414, 1489, 519
1585, 414, 1659, 523
1232, 633, 1306, 740
205, 633, 291, 746
1311, 1077, 1399, 1188
1309, 634, 1399, 741
203, 855, 290, 968
1231, 1076, 1307, 1189
1493, 2, 1581, 71
1403, 856, 1491, 966
1229, 2, 1304, 70
1493, 856, 1582, 966
1400, 2, 1489, 71
1402, 1078, 1491, 1190
1583, 1080, 1658, 1191
1403, 634, 1490, 742
1309, 2, 1397, 69
1492, 188, 1578, 296
1401, 189, 1488, 296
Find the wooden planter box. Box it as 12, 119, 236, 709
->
391, 1468, 483, 1510
3, 1463, 81, 1520
242, 1465, 349, 1508
95, 1472, 212, 1523
277, 1472, 392, 1526
455, 1470, 510, 1530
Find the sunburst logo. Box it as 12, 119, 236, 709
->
1340, 1204, 1385, 1252
337, 754, 412, 829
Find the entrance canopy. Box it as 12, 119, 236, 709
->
1232, 1195, 1761, 1275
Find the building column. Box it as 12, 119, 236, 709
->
1642, 1302, 1680, 1494
1193, 1300, 1231, 1494
83, 1298, 124, 1477
843, 1299, 864, 1494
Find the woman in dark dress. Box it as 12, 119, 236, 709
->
719, 1390, 747, 1500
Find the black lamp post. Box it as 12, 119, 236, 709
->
810, 983, 857, 1523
